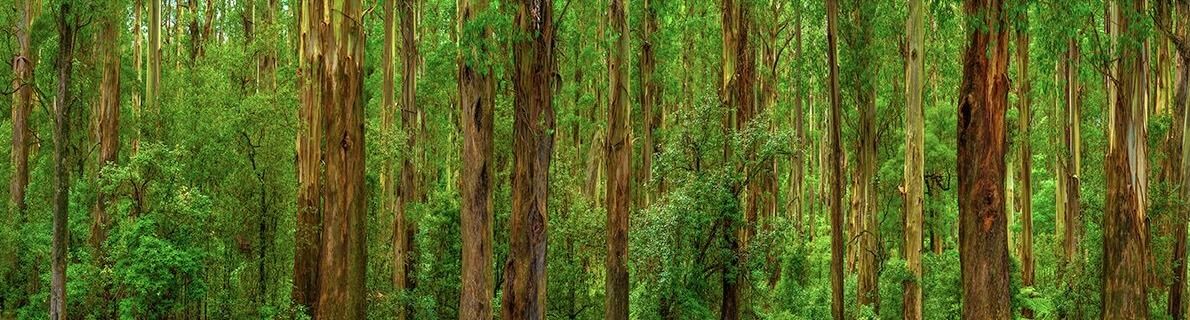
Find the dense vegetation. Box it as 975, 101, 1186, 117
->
0, 0, 1188, 319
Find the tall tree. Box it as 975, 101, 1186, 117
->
395, 0, 419, 315
501, 0, 555, 317
148, 0, 161, 142
51, 2, 80, 319
902, 0, 925, 317
294, 0, 325, 315
1013, 5, 1034, 318
826, 0, 845, 318
1062, 39, 1083, 270
381, 0, 403, 314
639, 0, 660, 207
311, 0, 367, 317
720, 0, 755, 317
458, 0, 495, 316
1102, 0, 1150, 317
9, 0, 35, 221
605, 0, 631, 317
91, 2, 123, 253
956, 0, 1011, 317
1168, 2, 1190, 318
845, 0, 879, 309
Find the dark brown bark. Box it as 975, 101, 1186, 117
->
51, 3, 79, 319
605, 0, 631, 317
458, 0, 495, 317
309, 0, 367, 318
501, 0, 555, 317
1101, 0, 1149, 318
956, 0, 1011, 318
826, 0, 845, 318
1014, 9, 1034, 319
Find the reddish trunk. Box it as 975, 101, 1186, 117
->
956, 0, 1012, 318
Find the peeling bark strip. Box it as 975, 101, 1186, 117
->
293, 0, 325, 315
956, 0, 1011, 318
458, 0, 496, 316
1102, 0, 1149, 318
902, 0, 925, 317
303, 0, 367, 318
502, 0, 555, 318
605, 0, 631, 317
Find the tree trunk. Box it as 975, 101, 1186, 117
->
956, 0, 1011, 318
501, 0, 555, 317
793, 3, 805, 240
849, 1, 879, 310
1014, 8, 1034, 319
902, 0, 925, 317
719, 0, 754, 317
1172, 20, 1190, 318
293, 0, 325, 315
382, 0, 403, 317
91, 8, 122, 256
148, 0, 161, 143
51, 3, 78, 319
640, 0, 659, 208
826, 0, 845, 318
311, 0, 367, 318
605, 0, 631, 317
458, 0, 495, 317
1102, 0, 1150, 317
9, 0, 34, 222
395, 0, 419, 316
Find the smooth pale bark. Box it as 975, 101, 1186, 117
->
902, 0, 925, 317
1102, 0, 1149, 317
310, 0, 368, 318
957, 0, 1011, 318
1014, 9, 1034, 319
92, 10, 122, 254
51, 3, 78, 319
294, 0, 325, 315
458, 0, 495, 318
605, 0, 631, 317
826, 0, 845, 318
501, 0, 555, 317
9, 0, 34, 221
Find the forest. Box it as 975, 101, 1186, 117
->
0, 0, 1188, 318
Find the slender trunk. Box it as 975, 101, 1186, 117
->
395, 0, 419, 316
148, 0, 161, 142
458, 0, 495, 317
91, 9, 122, 255
1014, 9, 1034, 319
793, 3, 805, 240
1102, 0, 1149, 317
826, 0, 845, 318
605, 0, 631, 317
640, 0, 658, 208
51, 3, 78, 319
1172, 21, 1190, 318
381, 0, 405, 318
902, 0, 925, 317
849, 1, 879, 310
501, 0, 555, 317
312, 0, 367, 318
956, 0, 1011, 318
